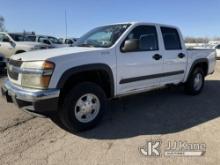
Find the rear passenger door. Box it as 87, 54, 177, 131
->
160, 27, 187, 84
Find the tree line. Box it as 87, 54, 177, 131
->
184, 37, 220, 43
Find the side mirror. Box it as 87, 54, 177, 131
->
10, 41, 16, 47
121, 39, 139, 52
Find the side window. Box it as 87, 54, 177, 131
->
161, 27, 182, 50
123, 25, 158, 51
0, 34, 4, 42
0, 34, 9, 42
38, 37, 45, 42
38, 37, 50, 45
65, 39, 73, 44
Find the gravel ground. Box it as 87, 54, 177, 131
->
0, 62, 220, 165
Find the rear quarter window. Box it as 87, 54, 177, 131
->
161, 27, 182, 50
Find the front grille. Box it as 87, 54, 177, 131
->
8, 70, 19, 80
8, 59, 23, 80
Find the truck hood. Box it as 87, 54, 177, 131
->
10, 47, 105, 61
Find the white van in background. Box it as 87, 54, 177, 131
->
214, 44, 220, 59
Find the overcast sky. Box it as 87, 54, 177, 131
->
1, 0, 220, 38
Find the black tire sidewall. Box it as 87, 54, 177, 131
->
60, 82, 107, 132
185, 68, 204, 95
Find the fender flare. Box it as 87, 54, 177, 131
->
56, 63, 115, 97
186, 58, 209, 80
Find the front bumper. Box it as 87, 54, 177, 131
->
0, 57, 6, 69
0, 61, 6, 68
1, 79, 60, 114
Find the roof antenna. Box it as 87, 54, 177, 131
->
65, 9, 68, 39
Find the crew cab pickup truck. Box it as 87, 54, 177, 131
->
1, 22, 216, 131
0, 32, 49, 59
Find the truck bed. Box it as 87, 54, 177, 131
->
187, 48, 216, 74
187, 48, 215, 57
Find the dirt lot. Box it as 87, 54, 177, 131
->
0, 62, 220, 165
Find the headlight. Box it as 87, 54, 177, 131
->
21, 61, 55, 89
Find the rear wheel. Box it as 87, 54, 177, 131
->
184, 67, 204, 95
59, 82, 107, 132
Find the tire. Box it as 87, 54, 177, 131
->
59, 82, 107, 132
184, 67, 205, 95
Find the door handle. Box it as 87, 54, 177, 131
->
153, 54, 162, 60
178, 53, 185, 58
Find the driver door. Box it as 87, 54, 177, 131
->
0, 33, 15, 58
116, 25, 163, 95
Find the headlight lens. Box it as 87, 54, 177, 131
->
21, 61, 55, 89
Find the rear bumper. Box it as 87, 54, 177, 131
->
1, 79, 60, 114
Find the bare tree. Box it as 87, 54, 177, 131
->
212, 37, 220, 41
0, 16, 6, 32
184, 37, 209, 43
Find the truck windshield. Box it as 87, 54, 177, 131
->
76, 24, 131, 48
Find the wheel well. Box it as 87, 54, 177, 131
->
59, 70, 114, 104
15, 50, 25, 54
193, 62, 208, 76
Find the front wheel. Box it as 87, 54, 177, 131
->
59, 82, 107, 132
184, 67, 205, 95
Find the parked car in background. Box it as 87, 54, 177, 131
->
1, 22, 216, 131
58, 38, 78, 46
26, 35, 69, 48
185, 43, 212, 49
69, 38, 78, 43
214, 44, 220, 59
0, 32, 49, 59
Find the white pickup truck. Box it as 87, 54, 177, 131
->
214, 44, 220, 59
1, 22, 216, 131
0, 32, 49, 59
